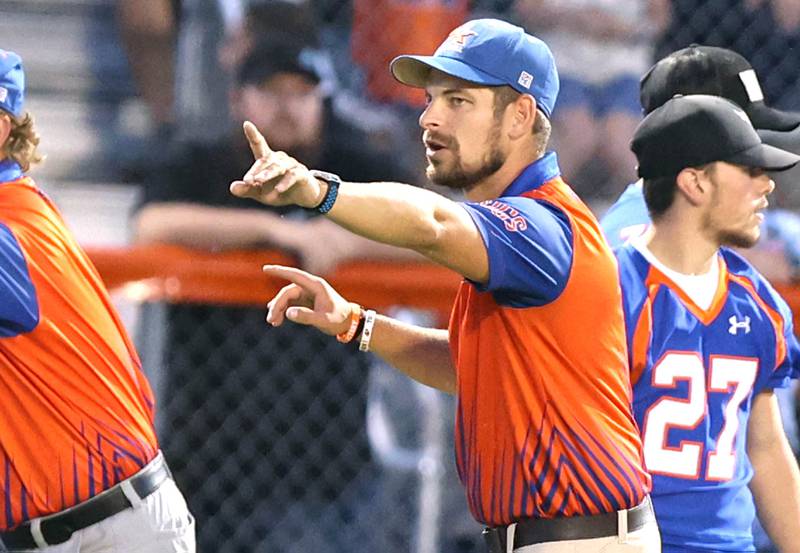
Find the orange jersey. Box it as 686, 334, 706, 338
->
449, 154, 650, 526
0, 168, 157, 530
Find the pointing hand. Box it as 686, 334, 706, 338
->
230, 121, 325, 208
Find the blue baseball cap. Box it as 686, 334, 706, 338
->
390, 19, 559, 118
0, 49, 24, 119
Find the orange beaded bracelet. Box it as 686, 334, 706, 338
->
336, 303, 363, 343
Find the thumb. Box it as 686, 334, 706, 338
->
243, 120, 272, 159
285, 306, 321, 327
229, 180, 253, 198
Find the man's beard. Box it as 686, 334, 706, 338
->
426, 125, 506, 191
715, 228, 759, 249
703, 176, 760, 249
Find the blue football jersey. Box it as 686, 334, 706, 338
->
600, 181, 649, 249
617, 244, 800, 552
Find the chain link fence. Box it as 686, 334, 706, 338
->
136, 302, 481, 553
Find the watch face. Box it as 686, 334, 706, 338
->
310, 170, 342, 185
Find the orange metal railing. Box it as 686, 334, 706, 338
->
85, 245, 800, 332
86, 245, 461, 324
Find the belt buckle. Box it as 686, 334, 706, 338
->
482, 527, 505, 553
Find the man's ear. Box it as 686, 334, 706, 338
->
675, 165, 711, 207
508, 94, 536, 140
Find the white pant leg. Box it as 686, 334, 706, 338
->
80, 478, 195, 553
514, 519, 661, 553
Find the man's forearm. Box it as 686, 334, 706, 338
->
325, 181, 487, 281
327, 181, 461, 252
368, 315, 456, 394
748, 391, 800, 552
749, 439, 800, 552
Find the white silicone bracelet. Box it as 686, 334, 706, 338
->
358, 309, 377, 352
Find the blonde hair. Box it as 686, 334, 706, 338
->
2, 111, 44, 171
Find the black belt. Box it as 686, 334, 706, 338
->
483, 496, 654, 552
0, 454, 171, 551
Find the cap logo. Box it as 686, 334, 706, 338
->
738, 69, 764, 103
0, 87, 7, 103
517, 71, 533, 89
441, 28, 477, 53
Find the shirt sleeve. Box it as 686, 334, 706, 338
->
0, 223, 39, 336
460, 196, 573, 307
781, 319, 800, 380
758, 297, 799, 392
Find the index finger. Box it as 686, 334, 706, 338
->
263, 264, 323, 290
243, 120, 272, 159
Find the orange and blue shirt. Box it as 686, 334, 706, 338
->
449, 153, 650, 527
616, 244, 798, 552
0, 159, 158, 530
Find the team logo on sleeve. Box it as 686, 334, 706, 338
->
480, 200, 528, 232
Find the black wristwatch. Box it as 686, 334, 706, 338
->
309, 170, 342, 214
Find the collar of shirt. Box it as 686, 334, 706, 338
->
0, 159, 23, 183
499, 151, 561, 198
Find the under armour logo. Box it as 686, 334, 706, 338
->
728, 315, 751, 335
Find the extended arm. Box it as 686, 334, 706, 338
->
264, 265, 456, 394
326, 181, 487, 281
230, 123, 489, 282
747, 390, 800, 553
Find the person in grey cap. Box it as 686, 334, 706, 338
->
231, 17, 660, 553
617, 93, 800, 553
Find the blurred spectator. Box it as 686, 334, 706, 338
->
117, 0, 246, 147
351, 0, 468, 107
134, 38, 418, 273
133, 37, 427, 553
218, 0, 320, 75
118, 0, 412, 175
515, 0, 669, 204
116, 0, 178, 136
115, 0, 233, 176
